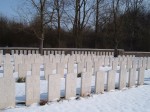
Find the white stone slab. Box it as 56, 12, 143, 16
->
4, 64, 13, 78
44, 63, 54, 80
81, 72, 92, 96
118, 66, 127, 90
142, 58, 147, 69
107, 70, 115, 91
94, 61, 100, 75
65, 73, 77, 99
67, 62, 74, 73
57, 63, 64, 77
26, 76, 40, 106
28, 50, 31, 54
127, 58, 132, 71
137, 67, 145, 85
31, 63, 40, 76
4, 54, 11, 64
86, 61, 93, 73
147, 57, 150, 69
95, 71, 105, 93
24, 50, 27, 55
0, 77, 15, 109
18, 64, 27, 78
48, 74, 61, 101
77, 62, 84, 74
128, 68, 136, 87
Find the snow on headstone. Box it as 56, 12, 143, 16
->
95, 71, 105, 93
81, 72, 92, 96
26, 75, 40, 106
137, 67, 145, 85
65, 73, 77, 99
107, 70, 115, 92
48, 74, 61, 101
0, 77, 15, 109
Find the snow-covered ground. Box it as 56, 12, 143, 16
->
1, 57, 150, 112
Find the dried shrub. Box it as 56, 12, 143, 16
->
16, 77, 26, 83
39, 100, 48, 106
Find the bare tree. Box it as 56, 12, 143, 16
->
73, 0, 94, 48
111, 0, 121, 57
54, 0, 65, 47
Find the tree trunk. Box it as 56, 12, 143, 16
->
39, 33, 44, 55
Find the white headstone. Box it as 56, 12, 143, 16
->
24, 50, 27, 55
18, 64, 27, 78
86, 61, 93, 73
137, 67, 145, 85
0, 77, 15, 109
93, 61, 100, 75
77, 62, 84, 74
4, 64, 13, 78
128, 68, 136, 87
118, 65, 127, 90
20, 50, 23, 54
81, 72, 92, 96
142, 58, 147, 69
28, 50, 31, 54
56, 63, 64, 77
26, 76, 40, 106
147, 57, 150, 69
44, 63, 54, 80
95, 71, 105, 93
67, 62, 74, 73
48, 74, 61, 101
65, 73, 77, 99
107, 70, 115, 91
31, 63, 40, 76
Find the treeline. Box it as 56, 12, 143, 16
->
0, 0, 150, 52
